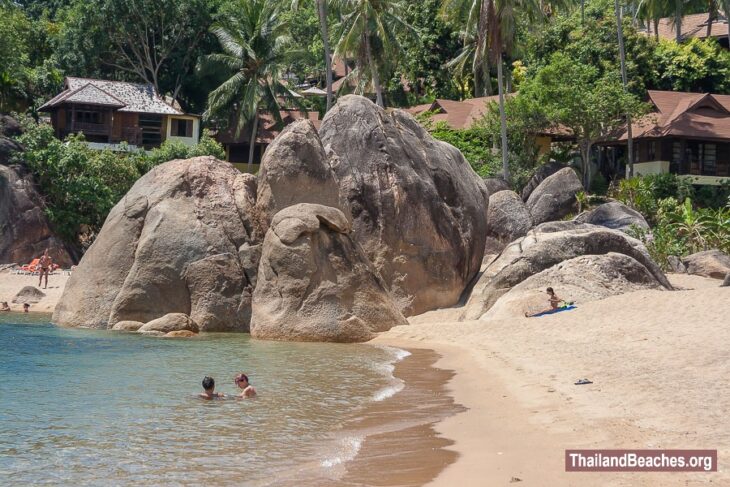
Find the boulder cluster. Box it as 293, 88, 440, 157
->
52, 95, 683, 340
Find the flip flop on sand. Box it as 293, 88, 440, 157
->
574, 379, 593, 385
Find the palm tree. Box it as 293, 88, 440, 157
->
203, 0, 293, 170
334, 0, 413, 107
293, 0, 334, 111
441, 0, 492, 96
615, 0, 634, 177
723, 0, 730, 46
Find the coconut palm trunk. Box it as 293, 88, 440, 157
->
317, 0, 334, 111
497, 56, 510, 183
248, 112, 258, 172
675, 1, 683, 41
615, 0, 634, 178
365, 33, 385, 107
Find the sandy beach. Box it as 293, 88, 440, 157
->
373, 273, 730, 486
0, 268, 69, 313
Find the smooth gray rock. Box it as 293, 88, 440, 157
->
526, 167, 583, 225
319, 95, 488, 316
681, 250, 730, 279
574, 201, 649, 233
486, 190, 533, 251
484, 253, 666, 320
666, 255, 687, 274
138, 313, 199, 333
483, 177, 510, 196
462, 224, 671, 320
53, 157, 261, 331
111, 320, 144, 331
521, 161, 566, 201
12, 286, 46, 304
251, 203, 407, 343
722, 273, 730, 287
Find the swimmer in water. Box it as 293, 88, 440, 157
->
234, 373, 257, 398
199, 376, 225, 400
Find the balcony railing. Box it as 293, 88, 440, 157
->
71, 122, 110, 136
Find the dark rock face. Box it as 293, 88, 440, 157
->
574, 201, 649, 233
462, 223, 672, 319
681, 250, 730, 279
0, 164, 75, 267
521, 161, 566, 201
53, 157, 261, 331
319, 95, 488, 316
256, 120, 347, 222
525, 167, 583, 225
251, 203, 407, 342
485, 190, 533, 251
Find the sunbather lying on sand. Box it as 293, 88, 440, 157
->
525, 287, 563, 317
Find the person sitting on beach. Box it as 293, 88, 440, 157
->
23, 303, 30, 313
525, 287, 563, 317
199, 376, 225, 400
38, 250, 53, 290
234, 373, 257, 398
0, 302, 10, 312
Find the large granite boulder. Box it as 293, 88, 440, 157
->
681, 250, 730, 279
462, 223, 671, 320
0, 164, 75, 267
483, 253, 665, 320
521, 161, 566, 201
111, 320, 144, 332
251, 203, 407, 343
1, 114, 23, 164
53, 157, 262, 331
525, 167, 583, 225
256, 120, 347, 222
485, 190, 533, 251
574, 201, 649, 233
319, 95, 488, 316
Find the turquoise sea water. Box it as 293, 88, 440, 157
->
0, 314, 406, 486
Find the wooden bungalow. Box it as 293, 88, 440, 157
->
598, 90, 730, 185
39, 77, 200, 150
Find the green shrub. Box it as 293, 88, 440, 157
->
13, 117, 225, 246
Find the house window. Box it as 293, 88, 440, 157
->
171, 118, 193, 137
648, 141, 656, 161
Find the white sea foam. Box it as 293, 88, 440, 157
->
320, 436, 364, 468
369, 346, 411, 402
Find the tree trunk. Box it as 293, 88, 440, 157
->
654, 18, 659, 39
580, 141, 593, 190
616, 0, 634, 178
581, 0, 585, 25
365, 34, 384, 108
247, 112, 258, 172
675, 2, 682, 42
317, 0, 333, 111
497, 56, 510, 184
707, 9, 714, 37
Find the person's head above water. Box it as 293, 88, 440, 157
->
202, 376, 215, 391
546, 287, 555, 295
23, 303, 30, 312
234, 373, 249, 387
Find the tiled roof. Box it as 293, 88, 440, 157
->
405, 95, 505, 129
617, 90, 730, 141
40, 77, 183, 115
216, 109, 320, 144
644, 12, 728, 41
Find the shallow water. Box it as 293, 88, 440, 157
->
0, 314, 406, 486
